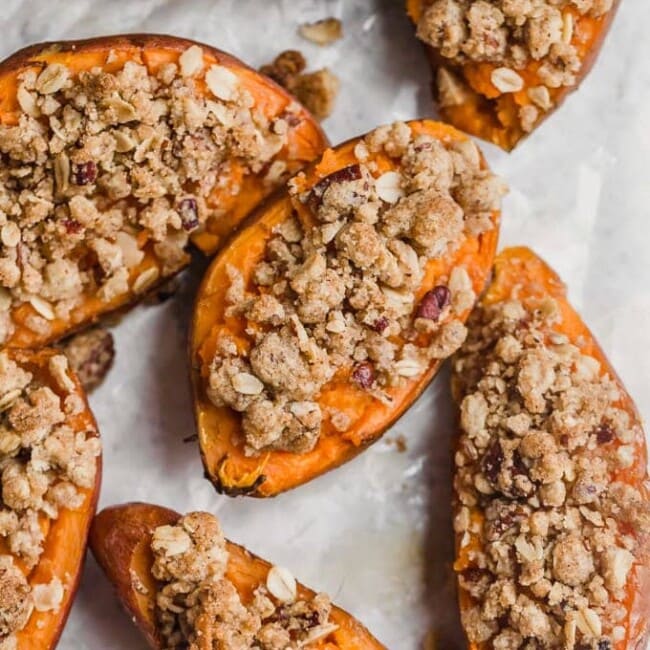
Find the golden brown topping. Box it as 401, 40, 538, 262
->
0, 351, 99, 644
452, 293, 649, 649
206, 122, 503, 455
151, 512, 334, 649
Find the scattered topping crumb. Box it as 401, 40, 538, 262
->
60, 326, 115, 392
0, 45, 298, 343
298, 18, 343, 46
452, 290, 649, 649
0, 351, 99, 644
151, 512, 335, 649
206, 121, 503, 455
260, 50, 339, 120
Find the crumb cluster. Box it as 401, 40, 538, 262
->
151, 512, 336, 649
0, 44, 298, 343
452, 291, 649, 649
206, 121, 504, 455
260, 50, 339, 120
0, 352, 99, 645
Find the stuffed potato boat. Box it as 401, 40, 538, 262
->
407, 0, 620, 150
191, 119, 504, 496
451, 247, 650, 649
90, 502, 385, 649
0, 347, 101, 649
0, 34, 327, 348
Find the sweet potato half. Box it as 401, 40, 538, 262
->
90, 502, 385, 649
2, 348, 102, 649
191, 120, 500, 497
0, 35, 327, 349
452, 247, 650, 649
406, 0, 620, 150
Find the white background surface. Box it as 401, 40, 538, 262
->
1, 1, 648, 648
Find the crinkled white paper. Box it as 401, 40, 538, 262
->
2, 1, 648, 648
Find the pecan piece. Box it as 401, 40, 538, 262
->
352, 361, 375, 389
416, 285, 451, 321
72, 161, 97, 185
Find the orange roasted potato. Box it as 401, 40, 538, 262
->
191, 119, 502, 496
90, 502, 385, 649
451, 247, 650, 649
0, 348, 102, 649
407, 0, 620, 150
0, 35, 327, 349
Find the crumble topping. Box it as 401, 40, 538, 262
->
260, 51, 339, 120
0, 351, 99, 645
416, 0, 615, 132
151, 512, 335, 650
451, 292, 650, 649
0, 44, 299, 343
206, 122, 504, 455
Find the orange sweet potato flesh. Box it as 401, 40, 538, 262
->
90, 502, 386, 649
3, 348, 101, 650
191, 119, 500, 497
452, 247, 650, 650
0, 35, 327, 349
406, 1, 620, 150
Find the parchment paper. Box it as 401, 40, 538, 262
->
1, 1, 648, 648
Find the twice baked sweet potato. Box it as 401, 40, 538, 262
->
0, 347, 102, 649
451, 247, 650, 649
191, 119, 503, 497
407, 0, 620, 150
0, 35, 327, 349
90, 502, 385, 649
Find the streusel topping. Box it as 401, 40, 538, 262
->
0, 351, 100, 645
206, 121, 504, 455
151, 512, 335, 650
416, 0, 614, 132
0, 44, 296, 343
452, 292, 649, 649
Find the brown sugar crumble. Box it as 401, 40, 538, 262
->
0, 44, 298, 344
260, 51, 339, 120
206, 121, 504, 456
0, 351, 100, 644
151, 512, 336, 649
451, 292, 650, 649
416, 0, 615, 132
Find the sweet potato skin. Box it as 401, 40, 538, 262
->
406, 0, 621, 150
90, 502, 386, 649
0, 34, 328, 349
452, 247, 650, 650
4, 348, 102, 650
